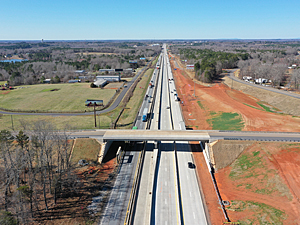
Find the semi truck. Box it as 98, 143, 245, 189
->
142, 108, 148, 122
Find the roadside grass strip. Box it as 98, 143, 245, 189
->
227, 200, 287, 224
207, 111, 244, 131
117, 69, 154, 129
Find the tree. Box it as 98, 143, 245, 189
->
0, 130, 14, 212
292, 69, 300, 89
194, 62, 200, 71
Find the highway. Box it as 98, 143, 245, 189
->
100, 55, 162, 225
67, 45, 300, 225
133, 44, 208, 225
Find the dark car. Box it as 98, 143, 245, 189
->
188, 162, 195, 169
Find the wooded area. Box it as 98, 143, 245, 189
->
0, 41, 161, 86
0, 121, 74, 224
170, 40, 300, 88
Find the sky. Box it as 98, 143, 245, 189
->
1, 0, 300, 40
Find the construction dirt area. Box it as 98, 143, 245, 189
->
169, 54, 300, 224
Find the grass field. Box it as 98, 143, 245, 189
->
117, 68, 154, 129
0, 83, 116, 112
0, 81, 7, 85
228, 200, 286, 224
0, 109, 122, 130
70, 138, 101, 165
207, 111, 244, 130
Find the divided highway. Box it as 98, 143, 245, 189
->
133, 44, 208, 224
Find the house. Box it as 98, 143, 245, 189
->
44, 79, 51, 83
75, 70, 85, 74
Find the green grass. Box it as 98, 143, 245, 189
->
0, 83, 116, 112
243, 103, 260, 110
197, 101, 205, 110
257, 102, 274, 112
229, 151, 264, 179
151, 55, 159, 67
244, 101, 280, 113
71, 138, 101, 164
227, 200, 286, 224
0, 81, 7, 85
207, 111, 244, 130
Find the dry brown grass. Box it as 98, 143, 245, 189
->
223, 76, 300, 116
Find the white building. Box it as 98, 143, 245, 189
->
96, 75, 121, 82
94, 79, 107, 87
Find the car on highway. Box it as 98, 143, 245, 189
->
166, 106, 170, 109
188, 162, 195, 169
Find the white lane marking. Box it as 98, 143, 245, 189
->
165, 221, 167, 225
165, 181, 167, 186
165, 168, 167, 171
189, 191, 192, 197
193, 211, 196, 219
120, 192, 122, 198
165, 199, 167, 205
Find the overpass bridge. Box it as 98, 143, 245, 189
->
68, 129, 300, 142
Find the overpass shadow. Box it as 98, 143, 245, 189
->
172, 142, 205, 153
102, 141, 125, 163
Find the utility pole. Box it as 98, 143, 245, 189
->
194, 80, 196, 97
94, 104, 97, 128
11, 115, 14, 131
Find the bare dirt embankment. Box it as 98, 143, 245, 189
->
214, 141, 300, 224
170, 54, 300, 224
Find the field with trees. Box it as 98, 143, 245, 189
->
0, 41, 161, 86
0, 83, 116, 113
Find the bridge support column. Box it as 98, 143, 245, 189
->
98, 141, 113, 164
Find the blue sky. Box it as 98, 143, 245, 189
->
1, 0, 300, 40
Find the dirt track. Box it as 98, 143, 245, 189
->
170, 55, 300, 224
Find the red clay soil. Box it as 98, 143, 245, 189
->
215, 143, 300, 224
170, 55, 300, 223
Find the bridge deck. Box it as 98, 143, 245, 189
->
103, 130, 210, 141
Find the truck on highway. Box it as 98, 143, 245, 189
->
142, 108, 148, 122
